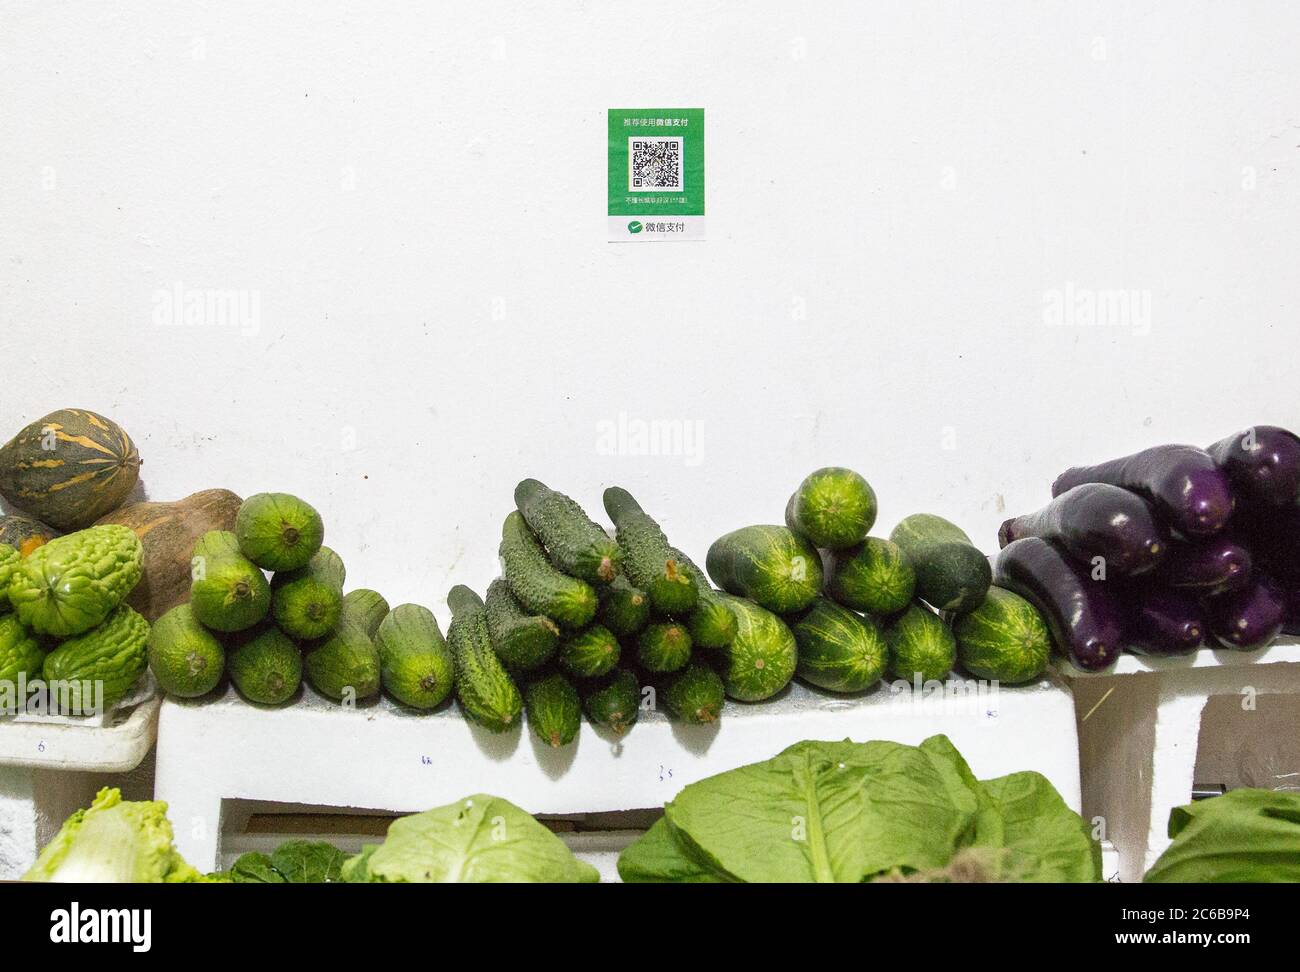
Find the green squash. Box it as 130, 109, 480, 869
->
228, 627, 302, 705
147, 604, 224, 698
43, 604, 150, 713
373, 603, 454, 710
8, 524, 143, 637
0, 614, 44, 685
272, 574, 342, 640
235, 493, 325, 572
0, 409, 141, 531
189, 531, 270, 633
303, 624, 380, 703
340, 589, 390, 639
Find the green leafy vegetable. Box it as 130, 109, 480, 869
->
618, 735, 1099, 883
229, 840, 347, 883
1144, 789, 1300, 883
342, 794, 598, 883
23, 788, 202, 883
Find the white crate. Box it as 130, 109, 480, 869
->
156, 676, 1080, 873
1060, 636, 1300, 882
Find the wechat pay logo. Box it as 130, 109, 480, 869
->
627, 220, 643, 234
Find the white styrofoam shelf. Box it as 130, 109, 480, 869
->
0, 696, 160, 772
1054, 634, 1300, 679
156, 676, 1081, 870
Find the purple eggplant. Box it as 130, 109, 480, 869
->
1052, 444, 1233, 537
1205, 577, 1285, 651
1267, 574, 1300, 636
998, 483, 1166, 576
1127, 587, 1204, 655
1207, 425, 1300, 508
1233, 503, 1300, 583
1157, 533, 1252, 596
994, 537, 1126, 671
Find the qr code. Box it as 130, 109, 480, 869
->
629, 136, 683, 191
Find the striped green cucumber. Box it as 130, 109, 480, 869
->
339, 589, 390, 639
706, 525, 822, 613
499, 511, 596, 629
889, 514, 991, 615
484, 578, 560, 673
950, 587, 1050, 685
636, 621, 692, 673
374, 603, 455, 709
602, 487, 697, 614
447, 585, 523, 731
785, 467, 877, 550
582, 668, 641, 735
885, 602, 956, 683
271, 573, 341, 641
664, 663, 725, 724
716, 596, 797, 702
788, 596, 888, 693
557, 623, 620, 679
514, 479, 621, 584
597, 574, 650, 638
525, 672, 582, 748
823, 537, 916, 616
303, 623, 380, 702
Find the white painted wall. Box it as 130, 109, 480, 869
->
3, 2, 1298, 617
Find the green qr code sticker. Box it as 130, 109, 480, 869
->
608, 109, 704, 241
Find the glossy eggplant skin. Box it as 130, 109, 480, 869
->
1127, 586, 1204, 655
1157, 533, 1252, 596
1207, 426, 1300, 508
1233, 503, 1300, 584
998, 483, 1166, 577
1205, 577, 1285, 651
1052, 445, 1233, 537
994, 538, 1125, 672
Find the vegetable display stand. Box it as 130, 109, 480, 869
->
154, 678, 1081, 873
1061, 637, 1300, 882
0, 694, 160, 878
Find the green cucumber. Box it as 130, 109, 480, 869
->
785, 467, 877, 550
716, 596, 797, 702
664, 663, 725, 724
788, 596, 888, 693
525, 672, 582, 748
484, 578, 560, 673
705, 525, 822, 613
374, 603, 455, 709
499, 511, 597, 629
147, 604, 224, 698
557, 623, 620, 679
228, 626, 302, 705
582, 668, 641, 736
602, 487, 697, 614
339, 589, 390, 639
303, 624, 380, 701
885, 602, 956, 683
676, 553, 736, 649
597, 574, 651, 638
889, 514, 991, 615
447, 585, 523, 732
235, 492, 324, 572
274, 546, 345, 590
514, 479, 621, 584
951, 587, 1051, 685
636, 622, 692, 673
189, 530, 271, 633
271, 574, 342, 641
824, 537, 916, 616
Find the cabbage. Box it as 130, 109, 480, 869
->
342, 794, 598, 883
23, 788, 202, 883
1144, 788, 1300, 883
618, 734, 1100, 883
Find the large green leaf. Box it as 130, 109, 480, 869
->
1145, 789, 1300, 883
661, 738, 979, 882
616, 817, 730, 883
976, 772, 1101, 882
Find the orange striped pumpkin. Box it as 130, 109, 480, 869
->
0, 409, 141, 531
